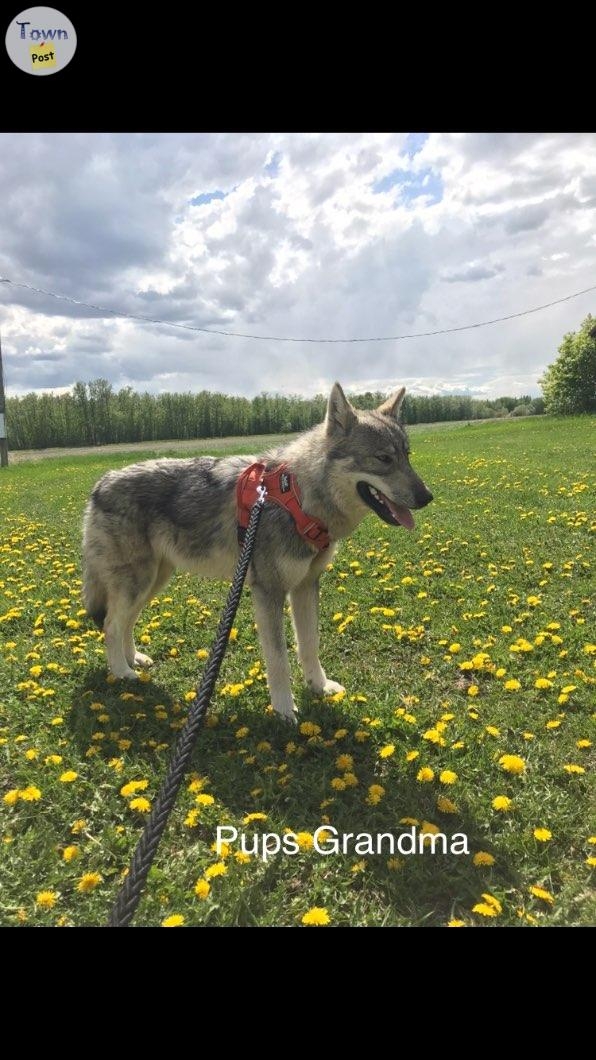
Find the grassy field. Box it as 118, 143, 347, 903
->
0, 416, 594, 927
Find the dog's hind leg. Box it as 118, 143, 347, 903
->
290, 578, 345, 698
251, 584, 297, 722
103, 560, 159, 679
122, 559, 175, 670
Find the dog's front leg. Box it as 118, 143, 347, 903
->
290, 578, 345, 699
251, 584, 297, 722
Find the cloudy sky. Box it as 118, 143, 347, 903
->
1, 131, 595, 400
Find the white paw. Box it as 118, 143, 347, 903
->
310, 679, 345, 697
111, 667, 139, 680
272, 702, 298, 724
133, 651, 154, 668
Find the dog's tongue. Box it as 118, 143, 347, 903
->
385, 498, 415, 530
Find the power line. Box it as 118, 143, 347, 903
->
0, 275, 595, 344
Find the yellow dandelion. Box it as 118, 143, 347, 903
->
379, 743, 395, 759
196, 793, 215, 805
77, 872, 103, 893
447, 919, 466, 927
62, 845, 79, 862
405, 749, 420, 761
194, 879, 211, 900
504, 679, 521, 691
439, 770, 458, 785
161, 914, 185, 927
204, 862, 227, 879
36, 890, 59, 910
534, 828, 552, 842
499, 754, 526, 775
59, 770, 78, 783
3, 789, 20, 807
416, 767, 435, 783
563, 764, 585, 775
336, 754, 354, 771
437, 795, 458, 814
529, 885, 554, 905
492, 795, 513, 812
473, 851, 496, 867
120, 779, 149, 798
301, 906, 330, 926
129, 797, 151, 813
243, 812, 267, 823
19, 785, 42, 801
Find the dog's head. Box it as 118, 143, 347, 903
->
325, 382, 433, 530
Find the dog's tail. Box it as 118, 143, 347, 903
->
82, 500, 107, 629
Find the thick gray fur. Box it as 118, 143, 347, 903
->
82, 383, 432, 720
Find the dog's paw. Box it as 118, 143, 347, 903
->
111, 667, 139, 681
133, 652, 154, 668
319, 679, 346, 698
272, 703, 298, 725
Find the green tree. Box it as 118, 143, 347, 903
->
540, 314, 596, 414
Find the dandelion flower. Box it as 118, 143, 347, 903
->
416, 767, 435, 783
129, 797, 151, 813
301, 906, 330, 926
379, 744, 395, 759
59, 770, 78, 783
120, 780, 149, 797
529, 885, 554, 905
161, 914, 185, 927
504, 679, 521, 692
447, 919, 466, 927
3, 789, 20, 806
492, 795, 513, 812
196, 793, 215, 806
534, 828, 552, 842
62, 845, 79, 862
563, 764, 585, 775
437, 796, 458, 814
336, 754, 354, 771
473, 852, 496, 867
36, 890, 59, 910
472, 902, 499, 918
77, 872, 102, 893
439, 770, 458, 785
499, 754, 525, 775
243, 812, 267, 823
204, 862, 227, 879
194, 880, 211, 899
19, 785, 42, 801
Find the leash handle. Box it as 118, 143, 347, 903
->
107, 496, 265, 928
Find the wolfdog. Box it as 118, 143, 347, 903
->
83, 383, 433, 720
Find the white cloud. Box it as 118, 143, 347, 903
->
1, 132, 595, 399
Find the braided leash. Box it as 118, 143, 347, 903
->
107, 487, 267, 927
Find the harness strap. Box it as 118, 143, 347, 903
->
237, 462, 330, 550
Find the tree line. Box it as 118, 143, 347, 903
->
4, 380, 544, 451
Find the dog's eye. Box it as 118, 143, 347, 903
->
376, 454, 392, 464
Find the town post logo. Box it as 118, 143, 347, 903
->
5, 7, 77, 75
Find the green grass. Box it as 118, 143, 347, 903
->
0, 415, 594, 927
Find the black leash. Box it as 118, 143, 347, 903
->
107, 487, 267, 928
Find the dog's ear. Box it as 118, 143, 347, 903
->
326, 382, 356, 435
377, 386, 406, 419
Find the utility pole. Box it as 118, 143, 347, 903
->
0, 331, 8, 466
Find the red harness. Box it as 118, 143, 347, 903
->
236, 462, 330, 551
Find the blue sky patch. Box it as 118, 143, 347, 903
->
264, 151, 282, 177
190, 189, 226, 206
404, 132, 428, 158
373, 164, 443, 205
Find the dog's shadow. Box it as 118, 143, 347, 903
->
68, 674, 519, 926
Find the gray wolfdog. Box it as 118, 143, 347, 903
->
83, 383, 432, 720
